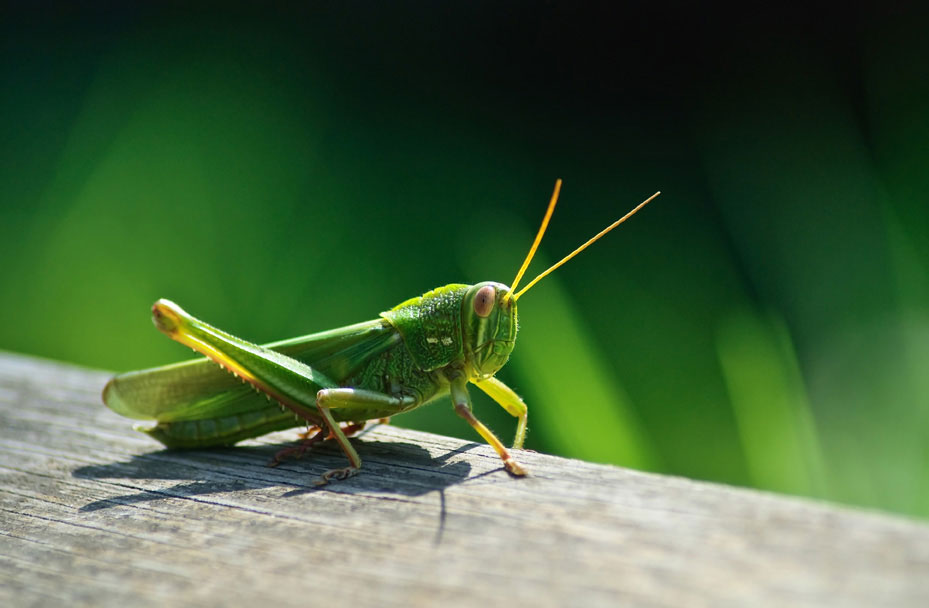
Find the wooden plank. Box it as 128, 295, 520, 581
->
0, 350, 927, 607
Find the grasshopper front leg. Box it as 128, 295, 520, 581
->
449, 376, 528, 476
473, 376, 528, 448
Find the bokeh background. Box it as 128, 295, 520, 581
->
3, 3, 928, 519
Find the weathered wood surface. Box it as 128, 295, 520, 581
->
1, 351, 927, 607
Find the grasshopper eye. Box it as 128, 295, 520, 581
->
473, 285, 496, 318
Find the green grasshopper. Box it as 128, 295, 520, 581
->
104, 181, 658, 483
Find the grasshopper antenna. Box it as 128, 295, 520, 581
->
504, 179, 562, 303
513, 189, 660, 301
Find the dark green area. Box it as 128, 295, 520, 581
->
3, 4, 928, 518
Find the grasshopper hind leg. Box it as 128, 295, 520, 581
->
270, 422, 366, 467
148, 300, 417, 485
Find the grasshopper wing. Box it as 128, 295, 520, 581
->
104, 319, 399, 424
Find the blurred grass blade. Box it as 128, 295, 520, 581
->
716, 309, 827, 497
510, 282, 660, 470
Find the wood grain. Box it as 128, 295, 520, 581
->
1, 351, 927, 607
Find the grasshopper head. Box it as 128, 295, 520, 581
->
462, 281, 518, 380
460, 181, 658, 381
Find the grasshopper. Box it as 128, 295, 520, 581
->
104, 181, 658, 483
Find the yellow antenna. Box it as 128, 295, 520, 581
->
512, 189, 660, 301
504, 179, 562, 302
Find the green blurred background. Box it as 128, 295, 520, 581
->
3, 4, 928, 518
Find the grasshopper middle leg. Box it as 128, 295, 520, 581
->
313, 388, 418, 484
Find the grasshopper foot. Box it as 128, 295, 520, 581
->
504, 458, 528, 477
315, 466, 359, 486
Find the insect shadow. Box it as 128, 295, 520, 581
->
72, 437, 484, 513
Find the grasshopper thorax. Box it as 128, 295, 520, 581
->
461, 281, 518, 380
380, 282, 516, 378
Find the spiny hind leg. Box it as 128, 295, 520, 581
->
314, 388, 417, 485
270, 422, 366, 466
296, 421, 367, 442
297, 425, 324, 441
